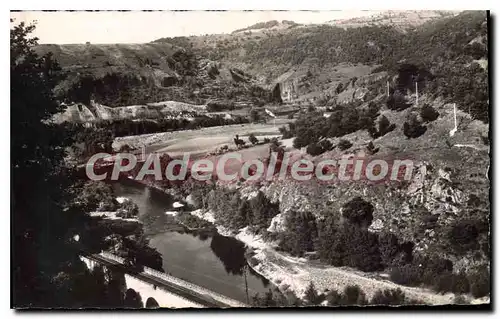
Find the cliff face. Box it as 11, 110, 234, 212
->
52, 100, 207, 123
270, 63, 384, 105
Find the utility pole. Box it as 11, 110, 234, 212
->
449, 103, 458, 137
244, 265, 249, 304
415, 81, 419, 106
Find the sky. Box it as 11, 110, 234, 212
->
10, 11, 381, 44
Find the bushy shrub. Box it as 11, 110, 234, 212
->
303, 282, 324, 306
366, 141, 379, 154
343, 225, 382, 272
468, 266, 490, 298
448, 220, 480, 253
77, 181, 117, 211
341, 197, 374, 227
420, 104, 440, 122
342, 285, 367, 305
306, 142, 325, 156
319, 139, 334, 152
378, 233, 401, 268
390, 263, 422, 287
250, 109, 260, 122
338, 139, 353, 151
306, 139, 333, 156
248, 133, 259, 145
387, 92, 411, 111
325, 289, 343, 306
279, 125, 294, 139
371, 288, 406, 305
378, 115, 396, 136
403, 117, 427, 138
435, 272, 470, 294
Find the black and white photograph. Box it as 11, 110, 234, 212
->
10, 9, 491, 309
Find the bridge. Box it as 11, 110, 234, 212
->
80, 251, 248, 309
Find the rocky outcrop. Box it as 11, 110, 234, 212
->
52, 100, 207, 123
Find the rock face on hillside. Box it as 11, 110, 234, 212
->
253, 146, 488, 262
52, 100, 206, 123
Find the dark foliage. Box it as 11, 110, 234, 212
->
248, 133, 259, 145
342, 285, 367, 305
468, 266, 490, 298
403, 115, 427, 139
306, 139, 334, 156
374, 115, 396, 138
341, 197, 374, 227
390, 263, 422, 287
337, 139, 353, 151
279, 211, 318, 257
252, 288, 302, 307
448, 220, 480, 253
370, 288, 406, 305
420, 104, 440, 122
292, 105, 378, 149
304, 282, 325, 306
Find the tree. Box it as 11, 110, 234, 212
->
306, 142, 325, 156
337, 139, 353, 151
123, 289, 144, 308
248, 133, 259, 145
371, 288, 406, 305
366, 141, 379, 155
468, 266, 490, 298
250, 109, 260, 122
343, 225, 382, 272
420, 104, 440, 122
249, 191, 280, 232
390, 263, 422, 287
403, 115, 427, 139
325, 290, 343, 306
317, 216, 346, 266
342, 285, 367, 305
116, 200, 139, 218
279, 211, 318, 256
341, 197, 374, 227
448, 220, 480, 253
378, 233, 401, 269
11, 20, 91, 307
304, 282, 324, 306
76, 181, 117, 211
377, 115, 396, 137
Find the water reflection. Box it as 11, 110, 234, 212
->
209, 234, 246, 275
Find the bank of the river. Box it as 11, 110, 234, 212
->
189, 209, 463, 305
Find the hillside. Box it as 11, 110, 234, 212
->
152, 11, 487, 122
36, 42, 275, 111
326, 10, 458, 31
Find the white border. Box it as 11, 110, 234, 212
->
2, 1, 497, 318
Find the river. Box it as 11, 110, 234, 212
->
111, 180, 272, 303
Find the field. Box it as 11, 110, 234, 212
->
113, 121, 288, 159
